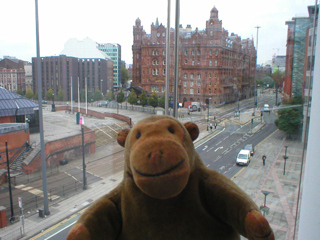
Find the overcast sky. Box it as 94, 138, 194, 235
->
0, 0, 317, 65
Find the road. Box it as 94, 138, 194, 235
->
196, 112, 278, 179
36, 111, 279, 240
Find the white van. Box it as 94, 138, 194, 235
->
236, 149, 251, 166
263, 104, 270, 112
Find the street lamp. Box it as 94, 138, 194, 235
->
283, 146, 289, 175
253, 26, 261, 116
206, 98, 211, 129
5, 142, 15, 223
260, 190, 271, 216
51, 93, 55, 112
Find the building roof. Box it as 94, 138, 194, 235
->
60, 38, 112, 60
0, 87, 38, 117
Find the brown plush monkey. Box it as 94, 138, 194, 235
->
67, 115, 274, 240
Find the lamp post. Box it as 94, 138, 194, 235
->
5, 142, 15, 223
283, 146, 289, 175
206, 98, 211, 129
260, 190, 271, 216
81, 127, 87, 190
253, 26, 261, 116
51, 93, 55, 112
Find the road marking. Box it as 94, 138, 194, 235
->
195, 128, 225, 148
231, 167, 246, 181
202, 145, 208, 151
219, 166, 225, 171
214, 146, 223, 152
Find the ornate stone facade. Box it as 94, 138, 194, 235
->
132, 7, 256, 105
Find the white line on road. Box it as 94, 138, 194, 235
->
214, 146, 223, 152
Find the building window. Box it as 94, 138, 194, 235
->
190, 81, 194, 87
197, 49, 200, 55
185, 59, 188, 64
163, 69, 166, 75
215, 60, 218, 66
209, 88, 211, 94
190, 74, 194, 79
197, 74, 201, 79
209, 60, 212, 66
198, 60, 200, 65
192, 60, 195, 66
184, 88, 186, 94
184, 81, 187, 87
190, 89, 194, 94
152, 69, 159, 75
198, 88, 200, 94
184, 73, 188, 79
152, 86, 159, 92
192, 50, 195, 55
197, 80, 201, 86
184, 50, 188, 56
209, 50, 213, 56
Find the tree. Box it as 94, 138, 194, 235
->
57, 89, 65, 101
16, 88, 24, 96
79, 89, 94, 102
159, 94, 165, 109
148, 91, 159, 110
270, 69, 285, 90
105, 91, 115, 101
275, 95, 303, 138
25, 87, 34, 99
139, 90, 148, 107
127, 91, 138, 109
93, 90, 103, 102
117, 89, 125, 105
80, 89, 86, 102
257, 75, 274, 88
46, 89, 54, 100
121, 66, 129, 86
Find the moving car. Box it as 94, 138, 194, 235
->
244, 144, 255, 156
263, 104, 270, 112
236, 149, 251, 166
98, 101, 108, 107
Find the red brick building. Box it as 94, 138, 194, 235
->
0, 58, 28, 93
132, 6, 256, 105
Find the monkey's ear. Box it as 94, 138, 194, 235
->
184, 122, 199, 142
117, 128, 130, 147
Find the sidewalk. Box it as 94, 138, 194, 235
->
0, 106, 303, 240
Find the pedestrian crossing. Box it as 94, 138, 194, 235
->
15, 184, 60, 201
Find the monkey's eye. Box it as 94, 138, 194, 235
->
136, 132, 141, 139
168, 127, 175, 134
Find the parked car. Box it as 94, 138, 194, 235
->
263, 104, 270, 112
244, 144, 255, 156
236, 149, 251, 166
98, 101, 108, 107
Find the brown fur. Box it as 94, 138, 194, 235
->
67, 115, 274, 240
